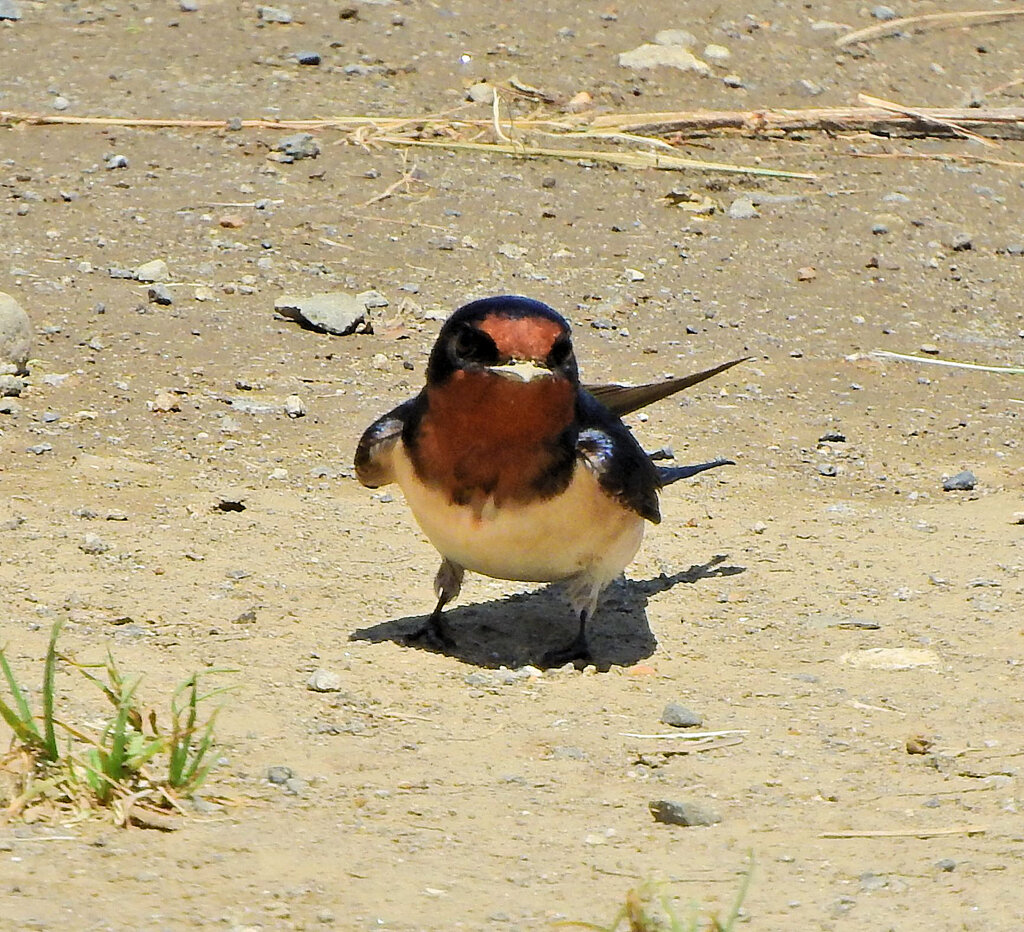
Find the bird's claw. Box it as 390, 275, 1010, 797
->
405, 614, 456, 650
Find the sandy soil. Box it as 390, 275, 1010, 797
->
2, 1, 1023, 929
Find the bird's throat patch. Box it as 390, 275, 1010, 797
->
413, 370, 575, 511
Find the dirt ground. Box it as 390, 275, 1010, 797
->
2, 1, 1023, 929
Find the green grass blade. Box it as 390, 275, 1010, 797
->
40, 620, 64, 761
0, 648, 40, 740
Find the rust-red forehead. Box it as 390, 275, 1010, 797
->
477, 314, 565, 360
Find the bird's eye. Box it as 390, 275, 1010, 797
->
547, 334, 573, 368
452, 326, 491, 363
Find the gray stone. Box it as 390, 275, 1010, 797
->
943, 470, 977, 492
871, 5, 899, 20
275, 291, 368, 335
26, 442, 52, 455
649, 799, 721, 826
936, 858, 956, 872
619, 44, 710, 76
134, 259, 169, 283
266, 765, 293, 784
661, 702, 703, 728
0, 293, 31, 375
148, 284, 173, 306
950, 232, 973, 251
467, 82, 495, 104
0, 0, 22, 20
727, 197, 759, 220
257, 5, 292, 23
274, 133, 319, 162
292, 50, 321, 66
80, 533, 110, 554
306, 669, 342, 692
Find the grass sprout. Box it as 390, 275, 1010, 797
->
561, 856, 753, 932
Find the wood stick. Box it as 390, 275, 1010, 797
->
858, 93, 999, 149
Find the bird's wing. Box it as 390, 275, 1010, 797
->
354, 398, 417, 488
575, 392, 662, 524
584, 356, 750, 418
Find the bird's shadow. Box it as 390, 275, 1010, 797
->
350, 555, 745, 670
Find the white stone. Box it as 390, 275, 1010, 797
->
0, 292, 31, 375
619, 44, 710, 75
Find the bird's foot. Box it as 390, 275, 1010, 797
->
540, 633, 593, 669
405, 613, 456, 650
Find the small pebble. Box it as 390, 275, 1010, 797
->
950, 232, 973, 251
148, 284, 173, 306
52, 96, 70, 111
266, 765, 293, 784
871, 5, 899, 20
936, 858, 956, 872
0, 0, 23, 20
293, 50, 321, 66
105, 154, 129, 170
134, 259, 169, 283
284, 394, 306, 418
306, 669, 343, 692
466, 82, 495, 104
26, 442, 52, 455
81, 533, 110, 555
149, 391, 180, 413
661, 702, 703, 728
273, 133, 320, 162
258, 5, 292, 23
727, 197, 758, 220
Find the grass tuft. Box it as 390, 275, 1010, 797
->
1, 621, 233, 825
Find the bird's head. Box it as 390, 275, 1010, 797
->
426, 296, 579, 387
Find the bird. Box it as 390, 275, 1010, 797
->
355, 295, 746, 665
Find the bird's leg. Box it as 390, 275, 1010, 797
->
409, 558, 464, 647
542, 577, 602, 667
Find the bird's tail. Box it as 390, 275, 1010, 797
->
656, 457, 734, 486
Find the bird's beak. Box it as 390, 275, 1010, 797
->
489, 359, 553, 383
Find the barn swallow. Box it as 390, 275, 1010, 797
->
355, 295, 745, 665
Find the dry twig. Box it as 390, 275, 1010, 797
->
871, 351, 1024, 375
836, 9, 1024, 48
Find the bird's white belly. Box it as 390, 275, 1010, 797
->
392, 447, 644, 585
